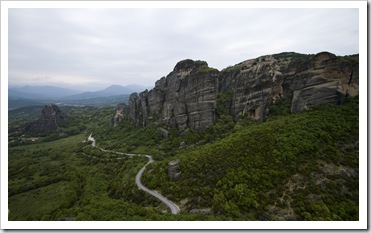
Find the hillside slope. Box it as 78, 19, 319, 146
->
141, 97, 359, 220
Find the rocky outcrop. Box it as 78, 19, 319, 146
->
289, 52, 358, 113
112, 103, 129, 126
27, 104, 67, 132
117, 52, 358, 131
168, 159, 181, 180
127, 59, 219, 131
219, 52, 358, 120
159, 127, 169, 139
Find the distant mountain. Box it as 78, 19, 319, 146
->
8, 84, 145, 109
125, 84, 150, 92
9, 86, 81, 100
8, 98, 45, 110
57, 94, 130, 108
63, 84, 146, 100
9, 89, 49, 100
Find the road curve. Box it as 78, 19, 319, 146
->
135, 155, 180, 214
87, 134, 180, 215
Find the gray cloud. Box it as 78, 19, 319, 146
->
8, 8, 359, 91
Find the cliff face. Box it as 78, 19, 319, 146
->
122, 52, 358, 131
27, 104, 67, 132
128, 59, 219, 131
220, 52, 358, 119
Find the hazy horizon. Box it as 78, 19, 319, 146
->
8, 5, 359, 91
8, 83, 152, 93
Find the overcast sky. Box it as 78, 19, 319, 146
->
8, 7, 359, 91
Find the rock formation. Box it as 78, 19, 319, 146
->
126, 59, 218, 131
27, 104, 67, 132
112, 103, 129, 126
116, 52, 359, 131
168, 159, 181, 180
159, 127, 169, 139
219, 52, 358, 119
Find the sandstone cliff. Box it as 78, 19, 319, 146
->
118, 52, 358, 131
27, 104, 67, 132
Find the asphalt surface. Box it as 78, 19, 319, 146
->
135, 155, 180, 215
87, 134, 180, 215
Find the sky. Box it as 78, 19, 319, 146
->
8, 6, 359, 91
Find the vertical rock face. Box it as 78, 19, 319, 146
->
128, 59, 219, 131
112, 103, 129, 126
119, 52, 358, 131
220, 55, 283, 120
27, 104, 67, 132
219, 52, 358, 120
289, 52, 359, 113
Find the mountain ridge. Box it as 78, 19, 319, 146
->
113, 51, 359, 131
9, 86, 80, 100
58, 84, 147, 100
8, 84, 147, 101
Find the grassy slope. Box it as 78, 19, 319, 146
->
141, 97, 359, 220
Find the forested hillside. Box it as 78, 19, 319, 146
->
141, 97, 359, 220
8, 51, 359, 221
8, 96, 358, 220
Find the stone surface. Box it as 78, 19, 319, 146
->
179, 129, 190, 137
159, 127, 169, 139
117, 52, 358, 131
189, 208, 212, 215
112, 103, 129, 126
220, 52, 358, 119
179, 141, 186, 148
125, 59, 219, 131
27, 104, 67, 132
168, 159, 180, 179
289, 52, 358, 113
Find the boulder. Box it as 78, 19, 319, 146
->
159, 127, 169, 139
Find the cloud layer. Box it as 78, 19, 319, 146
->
8, 8, 359, 91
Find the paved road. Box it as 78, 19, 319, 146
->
135, 155, 180, 214
87, 133, 180, 215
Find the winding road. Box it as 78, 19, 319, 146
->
87, 133, 180, 215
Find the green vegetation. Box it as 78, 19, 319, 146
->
273, 52, 313, 71
268, 97, 291, 117
8, 105, 44, 127
88, 119, 164, 157
8, 106, 114, 147
196, 66, 219, 74
175, 59, 208, 71
9, 134, 171, 220
221, 65, 241, 76
8, 95, 359, 221
339, 54, 359, 66
141, 97, 359, 220
216, 90, 234, 116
